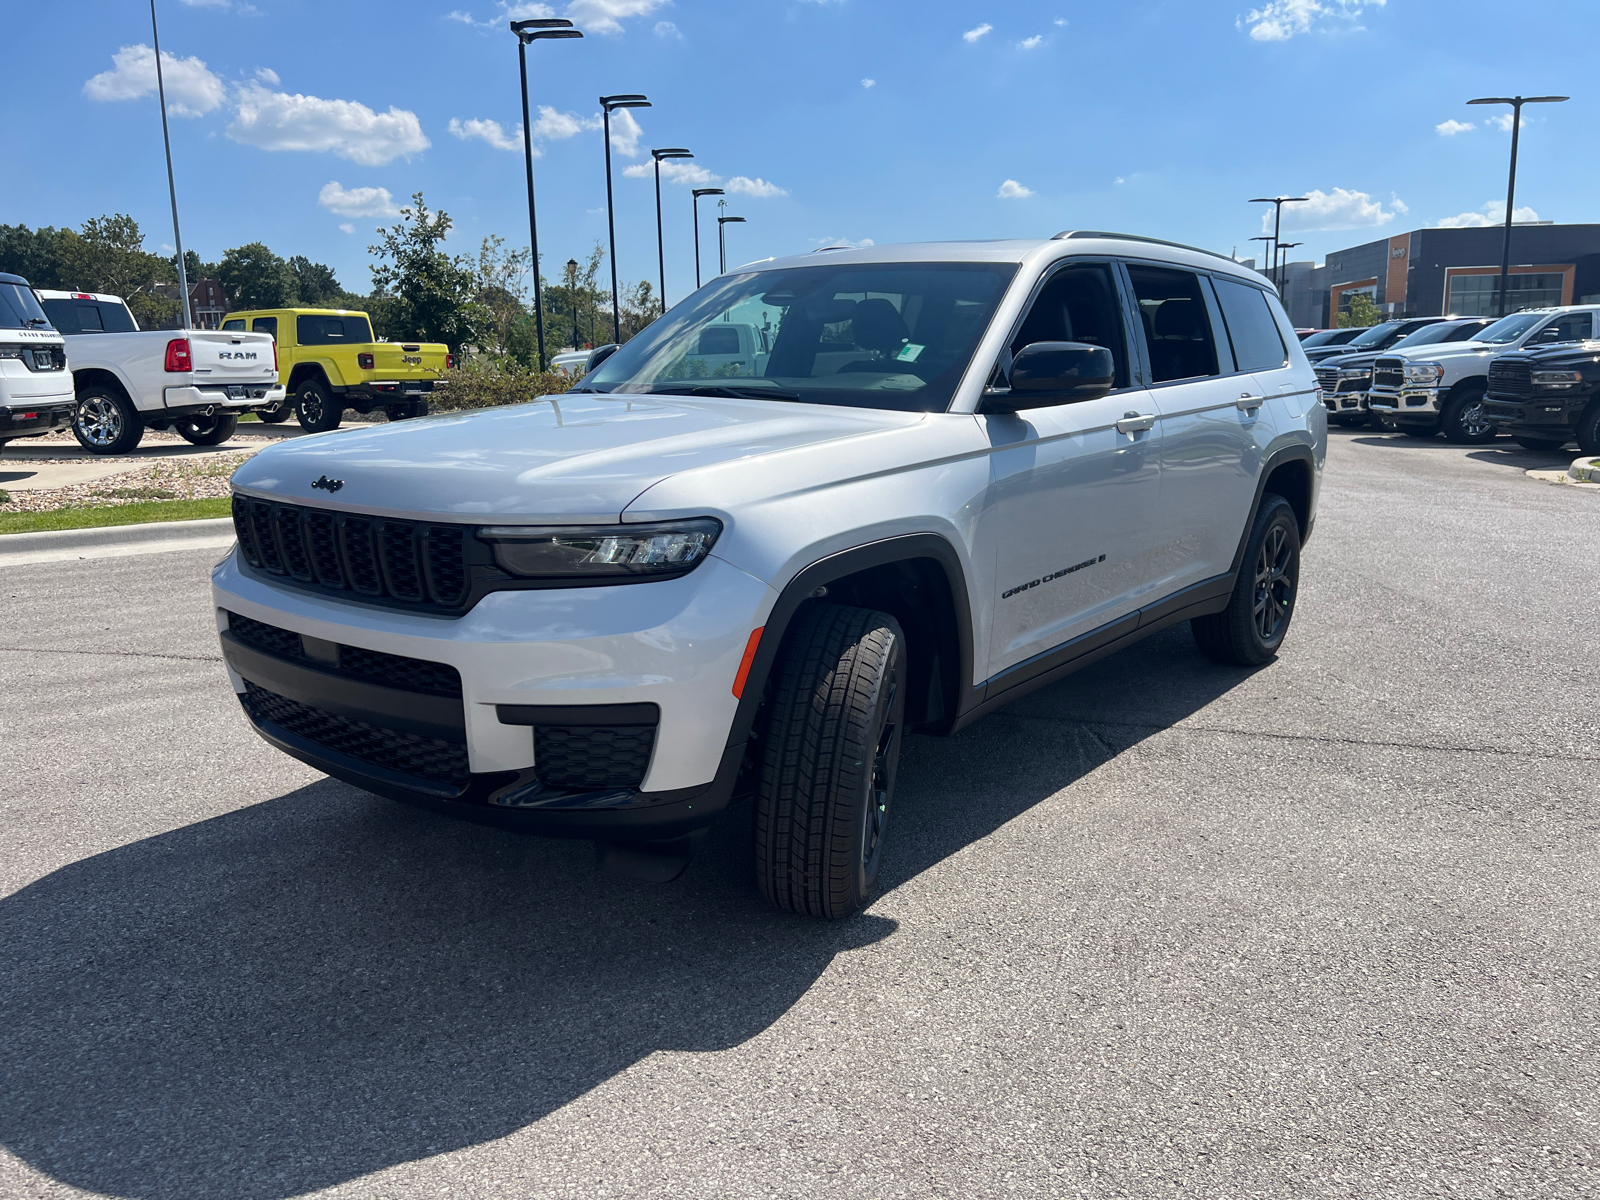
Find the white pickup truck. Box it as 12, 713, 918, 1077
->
34, 290, 285, 455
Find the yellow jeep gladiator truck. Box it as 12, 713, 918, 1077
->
221, 308, 450, 432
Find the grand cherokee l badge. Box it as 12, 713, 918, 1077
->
311, 475, 344, 493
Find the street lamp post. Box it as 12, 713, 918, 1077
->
1249, 196, 1310, 296
691, 187, 724, 289
1467, 94, 1569, 317
149, 0, 191, 329
717, 214, 746, 275
599, 94, 652, 343
512, 17, 583, 371
565, 258, 579, 347
651, 148, 693, 314
1277, 242, 1303, 314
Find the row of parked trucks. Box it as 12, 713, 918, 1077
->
1299, 305, 1600, 450
0, 271, 447, 455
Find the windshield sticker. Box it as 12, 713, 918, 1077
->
895, 343, 925, 362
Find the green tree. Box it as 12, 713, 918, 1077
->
0, 224, 72, 288
473, 234, 531, 360
1338, 292, 1382, 328
368, 193, 484, 352
218, 243, 298, 309
289, 255, 346, 307
543, 243, 606, 350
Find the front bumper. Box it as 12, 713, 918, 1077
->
0, 399, 75, 441
164, 383, 286, 414
1322, 389, 1370, 414
212, 547, 776, 839
1482, 393, 1591, 428
1368, 385, 1444, 418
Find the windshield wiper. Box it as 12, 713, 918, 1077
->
24, 317, 49, 327
645, 383, 803, 402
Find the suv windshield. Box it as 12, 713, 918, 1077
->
580, 262, 1018, 412
1475, 312, 1547, 345
1344, 320, 1409, 349
0, 283, 53, 331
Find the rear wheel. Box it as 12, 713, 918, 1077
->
72, 388, 143, 455
1575, 401, 1600, 456
1441, 383, 1496, 444
256, 405, 293, 425
1191, 494, 1301, 667
295, 380, 342, 432
755, 605, 907, 919
174, 413, 238, 446
1513, 435, 1569, 452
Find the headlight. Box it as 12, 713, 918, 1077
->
1338, 367, 1371, 380
1531, 370, 1583, 388
478, 518, 722, 581
1404, 361, 1444, 384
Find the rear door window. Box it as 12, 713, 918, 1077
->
89, 302, 138, 333
1126, 265, 1221, 383
39, 299, 78, 333
1211, 277, 1288, 373
1542, 312, 1593, 343
222, 319, 246, 332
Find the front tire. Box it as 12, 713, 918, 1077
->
1191, 493, 1301, 667
295, 380, 342, 433
755, 605, 907, 919
1575, 401, 1600, 456
173, 413, 238, 446
1441, 384, 1496, 444
73, 388, 144, 455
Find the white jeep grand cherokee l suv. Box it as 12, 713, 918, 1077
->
214, 234, 1325, 917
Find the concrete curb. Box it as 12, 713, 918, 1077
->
1568, 456, 1600, 484
0, 517, 236, 565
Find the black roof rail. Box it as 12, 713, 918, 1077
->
1050, 230, 1238, 264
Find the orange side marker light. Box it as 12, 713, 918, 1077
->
731, 627, 764, 698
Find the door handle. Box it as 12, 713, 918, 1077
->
1237, 393, 1265, 412
1115, 412, 1156, 435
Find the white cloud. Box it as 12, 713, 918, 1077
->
1436, 201, 1541, 228
181, 0, 261, 9
623, 159, 719, 185
1114, 176, 1126, 184
608, 107, 644, 156
813, 236, 876, 249
862, 78, 876, 88
997, 179, 1034, 199
567, 0, 669, 35
1241, 0, 1385, 42
339, 222, 355, 234
228, 82, 429, 165
83, 44, 226, 116
1490, 112, 1529, 133
963, 23, 993, 42
1054, 16, 1069, 25
727, 176, 788, 198
181, 0, 231, 6
1436, 118, 1474, 136
1266, 187, 1400, 232
318, 181, 402, 218
449, 116, 525, 152
1019, 35, 1043, 49
531, 105, 601, 139
654, 20, 681, 38
255, 66, 280, 85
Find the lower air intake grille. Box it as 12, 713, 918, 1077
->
232, 496, 472, 612
241, 680, 470, 787
535, 724, 656, 791
224, 610, 463, 698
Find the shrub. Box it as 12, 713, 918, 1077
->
429, 360, 579, 413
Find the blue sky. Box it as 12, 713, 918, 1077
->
2, 0, 1595, 307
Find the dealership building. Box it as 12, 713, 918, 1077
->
1260, 222, 1600, 328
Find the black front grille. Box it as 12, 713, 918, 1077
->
232, 496, 472, 611
1489, 360, 1533, 398
535, 724, 656, 791
242, 681, 470, 787
1373, 359, 1405, 390
225, 610, 463, 698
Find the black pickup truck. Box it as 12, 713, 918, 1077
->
1483, 342, 1600, 453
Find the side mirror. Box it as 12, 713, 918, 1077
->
585, 343, 621, 373
1529, 327, 1561, 344
983, 341, 1115, 412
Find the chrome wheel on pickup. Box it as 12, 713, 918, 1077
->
1442, 384, 1496, 444
72, 388, 144, 456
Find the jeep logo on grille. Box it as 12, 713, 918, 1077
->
311, 475, 344, 493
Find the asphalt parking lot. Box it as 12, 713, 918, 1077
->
0, 429, 1595, 1200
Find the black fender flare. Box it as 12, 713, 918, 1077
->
1229, 442, 1317, 575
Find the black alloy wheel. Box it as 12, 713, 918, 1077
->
1252, 521, 1295, 644
295, 380, 342, 433
1576, 400, 1600, 457
1191, 493, 1302, 667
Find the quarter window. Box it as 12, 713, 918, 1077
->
251, 316, 279, 340
1127, 266, 1220, 383
1211, 277, 1288, 373
297, 314, 373, 345
222, 319, 246, 332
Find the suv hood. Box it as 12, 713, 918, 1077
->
229, 392, 925, 523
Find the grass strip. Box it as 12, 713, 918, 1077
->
0, 497, 232, 536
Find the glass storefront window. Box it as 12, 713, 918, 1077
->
1446, 272, 1566, 316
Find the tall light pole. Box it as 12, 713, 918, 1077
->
512, 17, 583, 370
1467, 94, 1568, 317
149, 0, 191, 329
1277, 241, 1303, 315
599, 93, 651, 342
565, 257, 580, 347
717, 214, 746, 275
651, 148, 693, 313
1249, 196, 1309, 297
692, 187, 724, 288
